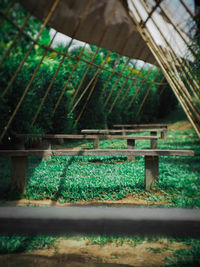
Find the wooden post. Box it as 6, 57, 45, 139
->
127, 139, 136, 161
150, 131, 157, 149
93, 137, 99, 149
161, 127, 167, 139
122, 126, 126, 136
11, 156, 27, 193
41, 139, 51, 160
145, 156, 159, 190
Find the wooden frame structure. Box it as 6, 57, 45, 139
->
0, 148, 194, 192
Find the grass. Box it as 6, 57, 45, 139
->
0, 127, 199, 207
0, 121, 199, 264
0, 235, 57, 255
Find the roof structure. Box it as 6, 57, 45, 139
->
0, 0, 199, 139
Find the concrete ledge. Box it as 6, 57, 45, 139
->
0, 206, 199, 237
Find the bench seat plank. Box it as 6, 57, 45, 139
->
0, 149, 194, 157
81, 129, 165, 134
16, 134, 158, 140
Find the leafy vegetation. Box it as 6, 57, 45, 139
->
0, 0, 176, 146
0, 235, 57, 255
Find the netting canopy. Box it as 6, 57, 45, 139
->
0, 0, 200, 140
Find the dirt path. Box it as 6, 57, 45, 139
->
0, 238, 187, 267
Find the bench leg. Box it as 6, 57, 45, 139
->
93, 138, 99, 149
145, 156, 159, 190
161, 128, 167, 139
41, 139, 51, 160
150, 131, 157, 149
127, 139, 136, 162
11, 156, 27, 193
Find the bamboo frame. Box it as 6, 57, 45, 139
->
0, 0, 60, 142
109, 43, 157, 112
68, 0, 120, 116
0, 10, 166, 87
156, 2, 200, 98
129, 0, 200, 137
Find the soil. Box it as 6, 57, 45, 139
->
0, 238, 187, 267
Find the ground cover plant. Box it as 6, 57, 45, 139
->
0, 122, 199, 207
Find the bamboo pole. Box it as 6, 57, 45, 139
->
53, 43, 87, 113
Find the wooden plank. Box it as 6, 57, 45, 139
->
81, 129, 165, 134
0, 206, 199, 237
145, 156, 159, 190
113, 124, 168, 129
16, 134, 159, 140
0, 149, 194, 157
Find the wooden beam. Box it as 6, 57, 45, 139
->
81, 129, 165, 134
113, 124, 168, 129
0, 206, 199, 237
16, 134, 158, 140
0, 149, 194, 157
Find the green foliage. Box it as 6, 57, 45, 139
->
0, 235, 57, 254
165, 239, 200, 266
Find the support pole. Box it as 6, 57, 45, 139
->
127, 139, 136, 162
11, 156, 27, 193
150, 131, 158, 148
41, 139, 52, 160
145, 156, 159, 190
93, 137, 99, 149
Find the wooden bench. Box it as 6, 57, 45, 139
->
16, 134, 159, 149
16, 133, 159, 162
81, 128, 167, 139
113, 124, 168, 139
0, 149, 194, 192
